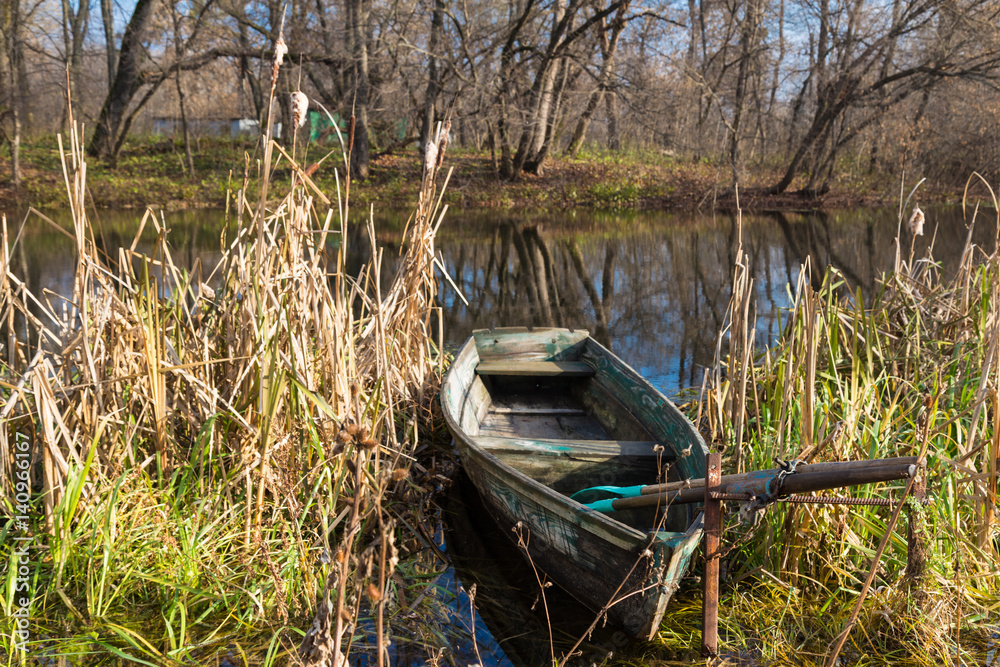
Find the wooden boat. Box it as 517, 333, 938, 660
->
441, 327, 709, 640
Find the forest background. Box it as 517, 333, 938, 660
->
3, 0, 1000, 210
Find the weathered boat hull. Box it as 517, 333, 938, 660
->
441, 327, 708, 639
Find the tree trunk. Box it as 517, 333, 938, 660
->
11, 84, 21, 186
604, 88, 619, 151
764, 0, 785, 156
419, 0, 444, 149
60, 0, 88, 129
346, 0, 370, 179
172, 3, 194, 175
728, 0, 762, 188
88, 0, 159, 161
101, 0, 116, 85
1, 0, 24, 185
236, 10, 263, 120
567, 4, 627, 157
494, 0, 535, 179
508, 0, 628, 178
528, 57, 571, 172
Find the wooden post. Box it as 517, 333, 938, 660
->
702, 452, 722, 658
905, 470, 927, 583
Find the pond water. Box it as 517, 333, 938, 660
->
5, 204, 996, 396
3, 203, 996, 664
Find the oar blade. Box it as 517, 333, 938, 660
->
569, 484, 645, 503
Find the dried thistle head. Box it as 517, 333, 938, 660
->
360, 437, 378, 451
366, 583, 382, 603
345, 423, 360, 437
908, 206, 925, 236
336, 430, 352, 445
291, 91, 309, 129
391, 467, 408, 482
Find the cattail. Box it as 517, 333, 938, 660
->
436, 121, 451, 169
291, 91, 308, 130
274, 36, 288, 68
270, 32, 287, 88
423, 140, 438, 175
908, 205, 925, 236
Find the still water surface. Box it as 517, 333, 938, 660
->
5, 204, 995, 664
7, 205, 994, 395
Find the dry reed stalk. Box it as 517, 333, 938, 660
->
1, 82, 449, 666
697, 200, 1000, 660
727, 249, 755, 474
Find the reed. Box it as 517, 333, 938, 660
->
697, 203, 1000, 662
0, 40, 453, 665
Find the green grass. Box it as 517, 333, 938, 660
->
1, 133, 910, 214
0, 115, 455, 664
680, 227, 1000, 664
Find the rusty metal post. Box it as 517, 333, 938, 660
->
702, 452, 722, 658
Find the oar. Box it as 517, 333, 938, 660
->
578, 457, 919, 512
570, 456, 918, 502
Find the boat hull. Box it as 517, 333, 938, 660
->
441, 327, 708, 639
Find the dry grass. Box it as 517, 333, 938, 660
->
693, 201, 1000, 663
0, 35, 454, 665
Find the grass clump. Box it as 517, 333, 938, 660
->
687, 206, 1000, 663
0, 38, 456, 665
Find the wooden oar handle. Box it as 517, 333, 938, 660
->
636, 456, 919, 496
590, 461, 917, 512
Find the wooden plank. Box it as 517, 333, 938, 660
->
489, 406, 587, 415
473, 327, 590, 362
476, 361, 595, 377
477, 435, 674, 459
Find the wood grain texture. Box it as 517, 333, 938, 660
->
476, 435, 673, 459
476, 360, 596, 377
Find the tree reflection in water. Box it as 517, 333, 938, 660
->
435, 206, 988, 395
6, 206, 989, 396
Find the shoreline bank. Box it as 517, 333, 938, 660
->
0, 139, 958, 213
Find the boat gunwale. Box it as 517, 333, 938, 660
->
441, 327, 705, 548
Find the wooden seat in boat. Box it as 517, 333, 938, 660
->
475, 436, 675, 460
475, 361, 595, 377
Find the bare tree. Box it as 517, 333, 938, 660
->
768, 0, 1000, 194
87, 0, 159, 160
0, 0, 28, 185
60, 0, 89, 128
